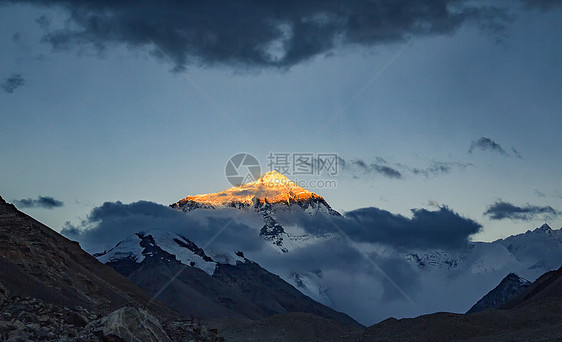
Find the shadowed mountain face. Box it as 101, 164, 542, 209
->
98, 231, 361, 328
467, 273, 531, 313
345, 265, 562, 342
0, 195, 174, 319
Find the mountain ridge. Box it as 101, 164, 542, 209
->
95, 230, 362, 328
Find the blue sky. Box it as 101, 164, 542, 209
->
1, 1, 561, 242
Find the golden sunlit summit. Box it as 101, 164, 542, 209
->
172, 171, 325, 208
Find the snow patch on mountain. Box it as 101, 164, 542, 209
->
404, 224, 562, 281
290, 271, 333, 307
95, 234, 145, 264
405, 249, 467, 271
95, 230, 218, 275
149, 230, 217, 275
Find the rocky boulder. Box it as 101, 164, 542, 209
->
89, 306, 171, 342
0, 295, 220, 341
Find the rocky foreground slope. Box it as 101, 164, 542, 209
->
0, 195, 172, 317
0, 286, 220, 341
0, 195, 221, 341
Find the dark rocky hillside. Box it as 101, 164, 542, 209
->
0, 195, 226, 341
0, 195, 172, 317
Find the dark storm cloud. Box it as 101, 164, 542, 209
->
0, 0, 511, 69
343, 206, 482, 249
279, 205, 482, 250
339, 157, 403, 179
62, 200, 263, 253
484, 200, 560, 221
14, 195, 63, 209
468, 137, 509, 156
1, 74, 25, 93
65, 198, 482, 254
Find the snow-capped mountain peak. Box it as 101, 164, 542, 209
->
170, 171, 339, 253
171, 171, 338, 214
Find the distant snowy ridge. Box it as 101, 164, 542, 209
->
405, 224, 562, 281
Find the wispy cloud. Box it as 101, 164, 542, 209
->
410, 161, 472, 178
339, 157, 471, 180
14, 196, 64, 209
1, 74, 25, 94
469, 137, 509, 156
511, 147, 524, 159
468, 137, 523, 159
484, 200, 559, 221
426, 200, 441, 208
339, 157, 402, 179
